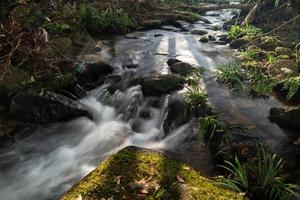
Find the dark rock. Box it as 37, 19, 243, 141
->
154, 34, 163, 37
190, 29, 208, 35
139, 20, 162, 30
140, 74, 185, 96
174, 20, 193, 31
0, 85, 13, 108
56, 60, 75, 74
125, 64, 139, 69
170, 62, 195, 76
84, 62, 114, 80
213, 41, 227, 45
10, 87, 92, 124
167, 58, 182, 66
208, 35, 216, 41
269, 107, 300, 131
229, 36, 253, 49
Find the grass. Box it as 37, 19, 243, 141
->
184, 86, 207, 106
283, 77, 300, 100
198, 116, 220, 144
186, 67, 204, 86
248, 69, 276, 97
216, 61, 243, 90
61, 148, 245, 200
266, 53, 278, 64
228, 25, 261, 40
216, 144, 300, 200
238, 50, 257, 61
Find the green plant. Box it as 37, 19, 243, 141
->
283, 77, 300, 100
50, 73, 76, 90
238, 50, 257, 61
216, 144, 300, 200
184, 86, 207, 106
186, 67, 204, 86
216, 61, 243, 90
228, 25, 261, 40
266, 54, 278, 64
199, 116, 219, 144
249, 70, 275, 97
216, 156, 249, 193
43, 23, 71, 35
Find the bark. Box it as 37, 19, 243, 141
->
242, 0, 264, 26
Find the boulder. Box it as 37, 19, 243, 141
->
139, 20, 162, 29
167, 58, 182, 66
275, 47, 293, 57
61, 147, 243, 200
140, 74, 185, 96
170, 62, 195, 76
258, 36, 284, 51
190, 29, 208, 35
10, 87, 92, 124
174, 20, 193, 31
199, 36, 209, 43
208, 35, 216, 41
269, 107, 300, 131
229, 36, 253, 49
83, 62, 114, 80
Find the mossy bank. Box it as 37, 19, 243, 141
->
61, 147, 246, 200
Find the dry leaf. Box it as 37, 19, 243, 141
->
176, 175, 185, 183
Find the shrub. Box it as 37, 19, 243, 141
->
80, 5, 134, 34
248, 69, 275, 97
186, 67, 204, 86
283, 77, 300, 100
228, 25, 261, 40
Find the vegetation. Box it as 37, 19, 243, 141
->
184, 86, 207, 106
199, 115, 220, 144
216, 144, 300, 200
228, 25, 261, 40
283, 77, 300, 100
61, 148, 245, 200
248, 69, 276, 97
186, 67, 205, 86
216, 61, 243, 90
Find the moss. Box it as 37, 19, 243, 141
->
49, 73, 76, 90
50, 37, 72, 54
61, 147, 246, 200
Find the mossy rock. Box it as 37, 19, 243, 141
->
61, 147, 246, 200
229, 36, 254, 49
275, 47, 293, 57
140, 20, 162, 29
269, 107, 300, 131
199, 36, 209, 43
258, 36, 284, 51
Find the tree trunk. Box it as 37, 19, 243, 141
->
242, 0, 264, 26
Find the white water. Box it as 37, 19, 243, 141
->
0, 85, 193, 200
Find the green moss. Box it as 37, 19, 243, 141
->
50, 37, 72, 54
61, 148, 245, 200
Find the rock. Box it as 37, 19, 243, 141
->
294, 137, 300, 146
0, 85, 14, 108
190, 29, 208, 35
269, 107, 300, 131
268, 59, 298, 76
170, 62, 195, 76
139, 20, 162, 29
258, 36, 284, 51
61, 147, 243, 200
218, 34, 232, 43
208, 35, 216, 41
125, 64, 139, 69
174, 20, 193, 31
167, 58, 182, 66
275, 47, 293, 57
199, 36, 209, 43
140, 74, 185, 96
94, 41, 104, 51
56, 60, 75, 74
63, 83, 87, 99
161, 26, 181, 32
10, 87, 92, 124
213, 41, 227, 45
229, 36, 253, 49
154, 33, 163, 37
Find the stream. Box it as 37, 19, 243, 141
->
0, 9, 298, 200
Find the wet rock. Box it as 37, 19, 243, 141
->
139, 20, 162, 29
229, 36, 253, 49
63, 83, 87, 99
161, 26, 181, 32
154, 33, 163, 37
174, 20, 193, 31
125, 64, 139, 69
56, 60, 75, 74
140, 74, 185, 96
208, 35, 216, 41
167, 58, 182, 66
275, 47, 293, 57
258, 36, 284, 51
190, 29, 208, 35
269, 107, 300, 131
170, 62, 195, 76
199, 36, 209, 43
213, 41, 227, 45
10, 87, 92, 124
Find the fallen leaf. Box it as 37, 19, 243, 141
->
176, 175, 185, 183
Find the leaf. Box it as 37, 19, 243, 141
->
176, 175, 185, 183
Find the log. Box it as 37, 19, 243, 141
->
180, 3, 254, 13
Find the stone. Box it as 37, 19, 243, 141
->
94, 41, 104, 51
190, 29, 208, 35
229, 36, 253, 49
208, 35, 216, 41
140, 74, 185, 96
275, 47, 293, 57
140, 20, 162, 29
268, 59, 298, 76
269, 107, 300, 131
174, 20, 193, 31
170, 62, 195, 76
167, 58, 182, 66
10, 87, 92, 124
258, 36, 285, 51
